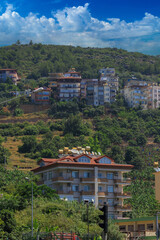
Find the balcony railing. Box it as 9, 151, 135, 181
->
80, 190, 95, 195
115, 205, 132, 211
98, 178, 108, 183
114, 178, 131, 184
114, 192, 131, 198
37, 180, 44, 185
56, 190, 74, 195
98, 192, 107, 197
80, 177, 94, 182
52, 177, 73, 182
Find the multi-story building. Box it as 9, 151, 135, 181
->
99, 68, 119, 103
115, 216, 160, 238
99, 68, 115, 77
48, 69, 81, 101
123, 78, 160, 109
32, 147, 133, 219
31, 87, 51, 104
0, 69, 20, 85
86, 80, 114, 106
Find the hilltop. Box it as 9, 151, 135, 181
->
0, 44, 160, 87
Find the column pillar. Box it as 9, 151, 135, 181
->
94, 167, 98, 207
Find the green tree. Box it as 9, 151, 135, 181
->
18, 136, 37, 153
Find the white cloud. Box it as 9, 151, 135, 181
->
0, 3, 160, 54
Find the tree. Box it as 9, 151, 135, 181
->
18, 136, 37, 153
16, 40, 21, 45
63, 115, 90, 136
136, 134, 147, 146
29, 40, 33, 45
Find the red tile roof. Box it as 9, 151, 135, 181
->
32, 154, 134, 173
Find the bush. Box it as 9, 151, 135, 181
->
23, 125, 39, 135
18, 136, 37, 153
13, 108, 24, 116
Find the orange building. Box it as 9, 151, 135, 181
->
0, 69, 20, 85
32, 147, 133, 219
31, 87, 51, 104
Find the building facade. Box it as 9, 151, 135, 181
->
123, 78, 160, 109
48, 69, 81, 101
32, 149, 133, 219
85, 68, 119, 106
0, 69, 20, 85
115, 216, 160, 239
31, 87, 51, 104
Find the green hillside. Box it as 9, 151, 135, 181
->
1, 44, 160, 86
0, 44, 160, 239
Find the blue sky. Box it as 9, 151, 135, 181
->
0, 0, 160, 55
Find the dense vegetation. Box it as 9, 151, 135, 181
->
0, 167, 124, 240
0, 43, 160, 86
0, 44, 160, 238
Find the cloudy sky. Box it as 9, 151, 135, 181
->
0, 0, 160, 55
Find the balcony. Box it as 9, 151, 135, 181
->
98, 178, 108, 183
115, 204, 132, 211
80, 177, 94, 182
37, 180, 44, 185
114, 178, 131, 185
114, 192, 131, 198
56, 190, 74, 195
80, 190, 95, 195
52, 177, 73, 182
98, 192, 107, 197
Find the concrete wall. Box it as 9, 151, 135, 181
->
20, 104, 50, 114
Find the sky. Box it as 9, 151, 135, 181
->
0, 0, 160, 55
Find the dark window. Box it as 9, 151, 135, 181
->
147, 224, 153, 231
128, 225, 134, 232
138, 224, 145, 231
119, 225, 126, 232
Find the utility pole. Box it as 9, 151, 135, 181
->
99, 204, 108, 240
156, 212, 159, 240
25, 177, 33, 237
31, 181, 33, 237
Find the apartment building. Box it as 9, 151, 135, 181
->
99, 68, 119, 103
86, 80, 115, 106
31, 87, 51, 104
0, 69, 20, 85
123, 78, 160, 109
115, 216, 160, 238
32, 148, 133, 219
48, 69, 81, 101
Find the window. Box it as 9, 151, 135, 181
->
108, 199, 114, 206
78, 156, 90, 163
84, 185, 90, 191
59, 172, 63, 177
108, 214, 114, 219
99, 157, 111, 164
108, 186, 114, 193
43, 173, 47, 181
98, 173, 102, 178
147, 224, 153, 231
119, 225, 126, 232
72, 171, 79, 178
84, 172, 90, 178
138, 224, 145, 231
128, 225, 134, 232
107, 173, 113, 180
48, 171, 52, 180
72, 185, 79, 191
98, 186, 103, 192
